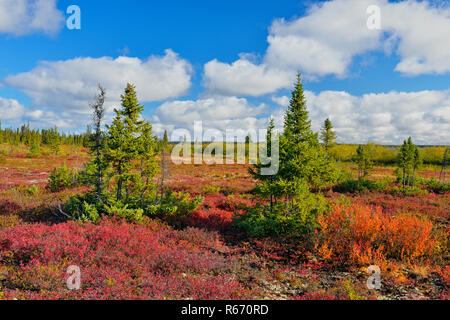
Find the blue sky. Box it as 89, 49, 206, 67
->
0, 0, 449, 144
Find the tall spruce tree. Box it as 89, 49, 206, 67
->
89, 85, 107, 199
105, 83, 147, 202
279, 73, 337, 191
283, 73, 314, 144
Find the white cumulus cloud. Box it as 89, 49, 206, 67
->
0, 97, 25, 120
301, 89, 450, 144
383, 0, 450, 75
4, 50, 193, 128
204, 0, 450, 96
0, 0, 64, 35
271, 95, 290, 107
152, 96, 268, 137
203, 58, 292, 96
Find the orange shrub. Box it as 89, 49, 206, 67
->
317, 203, 437, 266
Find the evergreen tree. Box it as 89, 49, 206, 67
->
279, 73, 337, 191
397, 137, 420, 186
162, 130, 169, 146
250, 73, 338, 221
249, 118, 277, 211
283, 73, 314, 144
83, 125, 92, 147
104, 83, 156, 202
48, 126, 61, 155
157, 129, 170, 198
62, 83, 179, 223
138, 121, 159, 203
89, 85, 107, 199
28, 135, 41, 157
412, 145, 422, 186
320, 118, 337, 158
355, 144, 373, 179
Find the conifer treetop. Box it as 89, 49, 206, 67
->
283, 73, 313, 143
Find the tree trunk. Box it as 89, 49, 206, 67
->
440, 148, 448, 183
269, 176, 273, 214
96, 146, 102, 199
116, 161, 123, 201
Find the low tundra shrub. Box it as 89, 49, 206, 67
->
145, 191, 204, 227
333, 178, 389, 193
418, 178, 450, 194
47, 163, 77, 192
317, 203, 437, 266
186, 194, 253, 231
202, 185, 221, 194
65, 191, 203, 225
26, 185, 39, 196
234, 193, 327, 238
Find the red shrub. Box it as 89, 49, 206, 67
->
186, 194, 253, 231
0, 199, 23, 214
291, 292, 339, 300
0, 219, 252, 300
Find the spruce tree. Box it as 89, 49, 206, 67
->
283, 73, 314, 144
279, 73, 337, 191
104, 83, 157, 203
397, 137, 415, 186
138, 121, 159, 203
355, 144, 373, 179
412, 145, 422, 186
157, 129, 170, 199
397, 137, 420, 186
163, 130, 169, 146
89, 85, 107, 199
250, 118, 276, 180
48, 126, 61, 155
249, 118, 278, 211
320, 118, 337, 158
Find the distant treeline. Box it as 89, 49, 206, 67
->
0, 122, 91, 156
165, 141, 447, 165
328, 143, 447, 165
0, 122, 89, 147
0, 122, 447, 165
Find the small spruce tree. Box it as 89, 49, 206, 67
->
320, 118, 337, 159
355, 144, 373, 179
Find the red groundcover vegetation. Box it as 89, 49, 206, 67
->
0, 153, 448, 300
187, 194, 254, 231
0, 219, 252, 300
